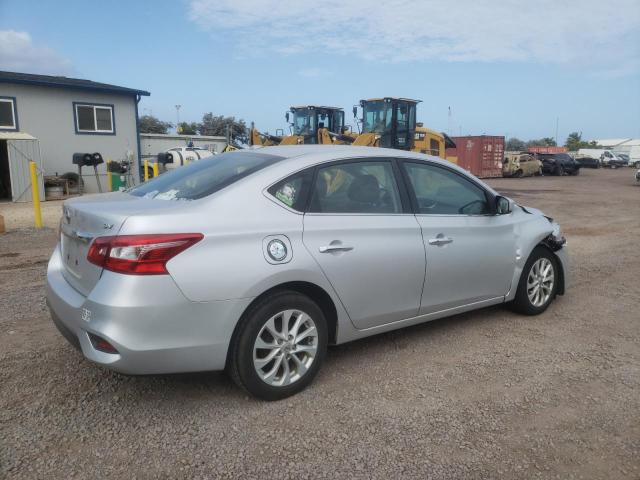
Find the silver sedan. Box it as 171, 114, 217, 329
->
47, 146, 568, 400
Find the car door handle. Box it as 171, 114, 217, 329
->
319, 245, 354, 253
428, 236, 453, 246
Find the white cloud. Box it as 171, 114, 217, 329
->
188, 0, 640, 73
0, 30, 73, 75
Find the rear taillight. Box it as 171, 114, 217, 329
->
87, 233, 203, 275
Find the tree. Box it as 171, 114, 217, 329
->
505, 137, 526, 151
527, 137, 557, 148
139, 115, 173, 134
199, 113, 248, 144
565, 131, 599, 151
177, 122, 199, 135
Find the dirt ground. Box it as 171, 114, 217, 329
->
1, 168, 639, 479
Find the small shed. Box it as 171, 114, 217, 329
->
0, 131, 44, 202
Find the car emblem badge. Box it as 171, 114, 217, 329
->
81, 308, 92, 323
103, 223, 114, 230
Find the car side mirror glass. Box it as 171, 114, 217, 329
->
496, 196, 511, 215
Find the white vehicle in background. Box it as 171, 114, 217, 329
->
146, 146, 215, 177
577, 149, 625, 168
167, 146, 214, 167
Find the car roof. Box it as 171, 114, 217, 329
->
237, 145, 499, 195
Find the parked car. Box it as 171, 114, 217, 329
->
636, 168, 640, 183
47, 146, 568, 400
616, 153, 630, 166
574, 155, 601, 169
502, 153, 542, 177
538, 153, 581, 176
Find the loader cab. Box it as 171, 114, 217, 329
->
359, 97, 419, 150
288, 106, 345, 144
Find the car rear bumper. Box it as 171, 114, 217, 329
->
46, 245, 253, 374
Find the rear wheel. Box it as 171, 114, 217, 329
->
515, 169, 523, 178
227, 291, 327, 400
509, 247, 558, 315
554, 165, 564, 176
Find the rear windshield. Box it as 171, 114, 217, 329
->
129, 151, 284, 201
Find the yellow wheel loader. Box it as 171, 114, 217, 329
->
250, 105, 351, 146
348, 97, 456, 161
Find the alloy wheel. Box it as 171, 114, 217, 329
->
253, 309, 318, 387
527, 258, 555, 307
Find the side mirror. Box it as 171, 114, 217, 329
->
495, 196, 512, 215
352, 106, 358, 118
285, 112, 290, 123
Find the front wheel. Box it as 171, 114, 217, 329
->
509, 247, 559, 315
227, 291, 328, 400
554, 165, 564, 176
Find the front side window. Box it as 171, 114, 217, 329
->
362, 101, 392, 134
309, 161, 402, 214
129, 151, 284, 201
74, 103, 114, 133
0, 97, 17, 130
292, 109, 315, 136
404, 162, 490, 215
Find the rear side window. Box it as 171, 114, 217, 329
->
267, 170, 312, 212
129, 151, 284, 201
404, 162, 490, 215
309, 161, 402, 214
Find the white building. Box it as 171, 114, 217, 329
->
1, 71, 149, 201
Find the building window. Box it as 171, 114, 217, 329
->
0, 97, 18, 131
73, 103, 115, 134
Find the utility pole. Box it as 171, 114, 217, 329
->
175, 105, 181, 132
555, 116, 559, 145
447, 106, 452, 135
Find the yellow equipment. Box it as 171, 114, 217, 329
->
349, 97, 455, 160
250, 106, 351, 146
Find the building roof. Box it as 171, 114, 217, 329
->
594, 138, 640, 147
0, 131, 36, 140
289, 105, 344, 111
0, 71, 150, 97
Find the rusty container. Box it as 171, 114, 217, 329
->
446, 136, 505, 178
527, 146, 567, 154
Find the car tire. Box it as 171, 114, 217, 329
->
509, 246, 559, 315
515, 170, 523, 178
554, 165, 564, 176
227, 291, 328, 401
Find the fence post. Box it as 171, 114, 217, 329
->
144, 159, 149, 181
107, 160, 112, 192
29, 160, 43, 229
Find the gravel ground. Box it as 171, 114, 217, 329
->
1, 168, 639, 479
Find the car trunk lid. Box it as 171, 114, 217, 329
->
59, 193, 184, 296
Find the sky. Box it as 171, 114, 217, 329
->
1, 0, 639, 142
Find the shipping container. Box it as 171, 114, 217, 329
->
445, 135, 504, 178
527, 146, 567, 154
